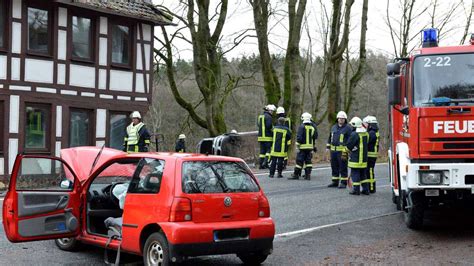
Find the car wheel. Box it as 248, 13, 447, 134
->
237, 252, 269, 265
54, 237, 80, 251
143, 232, 171, 266
404, 192, 424, 230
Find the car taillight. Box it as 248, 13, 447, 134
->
170, 197, 192, 222
258, 196, 270, 218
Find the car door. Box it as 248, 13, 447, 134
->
2, 154, 82, 243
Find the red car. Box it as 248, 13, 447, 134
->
2, 147, 274, 265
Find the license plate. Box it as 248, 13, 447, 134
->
425, 189, 439, 197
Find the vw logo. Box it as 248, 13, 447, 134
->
224, 197, 232, 207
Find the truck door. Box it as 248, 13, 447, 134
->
2, 154, 82, 243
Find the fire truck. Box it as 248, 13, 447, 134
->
387, 29, 474, 229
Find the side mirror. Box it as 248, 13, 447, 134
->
400, 106, 409, 115
60, 179, 73, 189
388, 76, 401, 105
387, 62, 400, 75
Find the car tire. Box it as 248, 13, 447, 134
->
143, 232, 171, 266
54, 237, 81, 251
404, 192, 424, 230
237, 252, 269, 265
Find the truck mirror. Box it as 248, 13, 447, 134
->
388, 76, 401, 105
387, 62, 400, 75
400, 106, 409, 115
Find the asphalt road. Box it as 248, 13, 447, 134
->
1, 164, 474, 265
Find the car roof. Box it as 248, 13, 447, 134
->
123, 152, 244, 162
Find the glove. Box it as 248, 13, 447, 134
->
122, 146, 127, 152
313, 146, 318, 152
341, 151, 348, 161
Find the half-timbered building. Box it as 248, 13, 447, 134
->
0, 0, 171, 187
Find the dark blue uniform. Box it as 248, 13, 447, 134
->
175, 139, 186, 152
257, 111, 273, 169
269, 125, 291, 178
290, 122, 317, 180
366, 124, 380, 193
327, 123, 351, 187
346, 130, 369, 195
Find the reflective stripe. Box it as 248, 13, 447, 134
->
339, 133, 344, 143
352, 182, 361, 186
348, 132, 368, 168
340, 177, 348, 181
300, 125, 315, 149
259, 154, 266, 158
295, 164, 303, 169
258, 115, 272, 142
368, 132, 380, 158
144, 140, 151, 144
305, 164, 313, 168
271, 128, 289, 157
332, 177, 340, 180
361, 179, 371, 183
369, 167, 376, 190
330, 144, 346, 151
126, 122, 144, 145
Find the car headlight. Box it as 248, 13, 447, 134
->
419, 171, 442, 185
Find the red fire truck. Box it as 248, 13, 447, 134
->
387, 29, 474, 229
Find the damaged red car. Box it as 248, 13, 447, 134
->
2, 147, 274, 265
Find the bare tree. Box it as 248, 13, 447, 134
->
460, 0, 474, 44
250, 0, 281, 105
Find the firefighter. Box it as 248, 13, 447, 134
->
269, 117, 291, 178
257, 104, 276, 169
363, 115, 380, 193
276, 106, 291, 169
175, 134, 186, 153
345, 117, 369, 195
123, 111, 151, 153
289, 112, 317, 180
326, 111, 352, 188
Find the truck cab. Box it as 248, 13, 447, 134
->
388, 29, 474, 229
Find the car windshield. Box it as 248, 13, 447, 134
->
413, 53, 474, 106
182, 161, 259, 194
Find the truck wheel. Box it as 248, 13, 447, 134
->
143, 232, 172, 266
237, 252, 269, 265
404, 192, 424, 230
54, 237, 81, 251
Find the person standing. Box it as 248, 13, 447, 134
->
257, 104, 276, 169
363, 116, 380, 193
269, 117, 291, 178
326, 111, 352, 188
276, 106, 291, 169
346, 117, 369, 195
123, 111, 151, 153
289, 112, 317, 180
175, 134, 186, 153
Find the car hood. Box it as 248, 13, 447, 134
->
60, 147, 126, 182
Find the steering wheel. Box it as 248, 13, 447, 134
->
102, 183, 121, 206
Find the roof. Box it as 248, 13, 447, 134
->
60, 0, 173, 25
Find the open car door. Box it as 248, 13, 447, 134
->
2, 154, 82, 243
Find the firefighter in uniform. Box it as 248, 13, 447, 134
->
289, 112, 317, 180
363, 115, 379, 193
257, 104, 276, 169
175, 134, 186, 153
326, 111, 352, 188
345, 117, 369, 195
276, 106, 291, 168
269, 117, 291, 178
123, 111, 151, 153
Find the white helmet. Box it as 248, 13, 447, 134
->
276, 106, 285, 114
336, 111, 347, 119
301, 112, 312, 123
178, 134, 186, 139
349, 117, 363, 128
363, 115, 378, 124
230, 129, 237, 134
265, 104, 277, 112
131, 111, 141, 119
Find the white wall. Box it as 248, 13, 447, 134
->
110, 70, 133, 92
96, 109, 107, 138
9, 95, 19, 134
0, 56, 6, 79
25, 59, 54, 83
69, 64, 96, 88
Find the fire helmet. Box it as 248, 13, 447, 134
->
349, 117, 363, 128
178, 134, 186, 139
301, 112, 312, 123
131, 111, 141, 119
363, 115, 378, 124
336, 111, 348, 119
276, 106, 285, 114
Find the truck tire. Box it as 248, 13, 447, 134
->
404, 192, 424, 230
143, 232, 172, 266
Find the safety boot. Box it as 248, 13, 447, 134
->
277, 171, 283, 178
288, 168, 301, 180
328, 181, 339, 187
338, 182, 347, 189
304, 168, 312, 180
349, 190, 360, 195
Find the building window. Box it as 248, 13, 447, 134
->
0, 1, 6, 49
25, 104, 50, 151
72, 16, 93, 60
27, 6, 50, 54
69, 109, 93, 147
0, 101, 4, 153
111, 23, 131, 66
109, 112, 129, 150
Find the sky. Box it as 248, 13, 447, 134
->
153, 0, 474, 60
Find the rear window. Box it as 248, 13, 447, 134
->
182, 161, 259, 194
